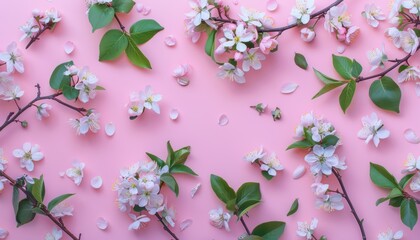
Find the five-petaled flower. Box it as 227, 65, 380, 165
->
0, 42, 24, 73
357, 112, 390, 147
217, 63, 246, 84
66, 161, 85, 186
289, 0, 316, 25
220, 24, 254, 53
362, 3, 386, 28
260, 152, 284, 176
296, 218, 318, 239
187, 0, 211, 26
69, 111, 100, 135
209, 207, 231, 232
304, 145, 338, 176
12, 142, 44, 172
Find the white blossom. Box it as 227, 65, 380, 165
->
289, 0, 316, 25
209, 208, 231, 231
242, 48, 266, 72
378, 229, 403, 240
69, 111, 100, 135
0, 148, 8, 171
304, 145, 338, 176
296, 218, 318, 239
315, 193, 344, 212
217, 63, 246, 84
410, 172, 420, 192
140, 85, 162, 114
367, 45, 388, 71
66, 161, 85, 186
243, 146, 265, 163
45, 227, 62, 240
40, 8, 61, 24
187, 0, 210, 26
128, 214, 150, 230
13, 142, 44, 172
260, 152, 284, 176
0, 42, 24, 73
239, 7, 266, 27
36, 103, 52, 120
221, 24, 254, 53
74, 67, 99, 103
50, 202, 73, 217
402, 0, 420, 14
362, 3, 386, 28
19, 18, 40, 41
400, 29, 419, 55
398, 66, 420, 83
357, 112, 390, 147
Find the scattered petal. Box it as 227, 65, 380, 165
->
233, 0, 239, 5
59, 171, 65, 177
292, 165, 306, 179
281, 83, 299, 94
179, 219, 193, 231
177, 78, 190, 86
105, 122, 116, 137
266, 0, 278, 12
142, 7, 151, 15
136, 3, 144, 13
169, 109, 179, 120
218, 114, 229, 126
337, 45, 346, 54
164, 35, 177, 47
404, 129, 420, 144
90, 176, 103, 189
64, 41, 75, 55
96, 217, 108, 230
191, 183, 201, 198
0, 228, 8, 239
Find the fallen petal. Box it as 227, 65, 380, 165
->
337, 45, 346, 54
96, 217, 108, 230
179, 219, 193, 231
218, 114, 229, 126
0, 228, 8, 239
292, 165, 306, 179
177, 78, 190, 86
404, 129, 420, 144
169, 109, 179, 120
136, 3, 144, 13
164, 35, 177, 47
142, 6, 151, 15
105, 122, 116, 137
59, 171, 65, 177
266, 0, 278, 11
64, 41, 75, 55
191, 183, 201, 198
281, 83, 299, 94
90, 176, 103, 189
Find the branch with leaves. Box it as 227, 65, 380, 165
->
209, 174, 286, 239
87, 0, 164, 69
0, 170, 79, 239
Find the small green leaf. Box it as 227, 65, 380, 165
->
370, 163, 399, 189
16, 199, 36, 227
125, 36, 151, 69
99, 29, 128, 61
31, 175, 45, 203
339, 80, 356, 113
287, 198, 299, 216
286, 140, 314, 150
369, 76, 402, 113
210, 174, 236, 205
390, 196, 404, 208
166, 141, 175, 167
242, 236, 264, 240
351, 59, 363, 78
294, 53, 308, 70
130, 19, 164, 45
205, 30, 217, 57
146, 153, 166, 168
237, 200, 261, 218
160, 173, 179, 197
62, 85, 80, 100
88, 4, 115, 32
49, 61, 74, 90
399, 174, 415, 189
236, 182, 261, 208
398, 65, 409, 73
173, 146, 191, 166
31, 207, 46, 215
332, 54, 354, 80
95, 85, 106, 90
47, 194, 74, 211
112, 0, 135, 13
313, 68, 342, 84
170, 164, 198, 176
321, 135, 339, 148
261, 171, 274, 180
400, 198, 418, 230
252, 221, 286, 239
388, 188, 403, 199
376, 197, 389, 206
13, 186, 19, 215
312, 82, 346, 99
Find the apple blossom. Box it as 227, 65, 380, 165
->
221, 23, 254, 53
45, 227, 62, 240
367, 45, 388, 71
311, 182, 329, 197
13, 142, 44, 172
50, 202, 74, 217
400, 28, 419, 55
310, 120, 335, 142
398, 66, 420, 82
69, 111, 100, 135
187, 0, 211, 26
402, 153, 420, 174
140, 85, 162, 114
1, 84, 24, 101
362, 3, 386, 28
259, 36, 278, 54
324, 4, 351, 33
242, 48, 266, 72
304, 145, 339, 176
66, 161, 85, 186
19, 18, 40, 41
296, 218, 318, 239
217, 63, 246, 84
209, 208, 231, 231
389, 0, 403, 19
40, 8, 61, 25
357, 112, 390, 147
239, 7, 265, 27
260, 152, 284, 176
243, 146, 265, 163
36, 103, 52, 120
315, 193, 344, 212
300, 28, 316, 42
377, 229, 403, 240
74, 67, 99, 103
0, 42, 24, 73
386, 27, 402, 48
289, 0, 316, 25
402, 0, 420, 14
128, 214, 151, 230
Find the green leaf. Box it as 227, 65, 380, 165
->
321, 135, 339, 148
332, 54, 354, 80
62, 85, 80, 100
236, 182, 261, 208
88, 4, 115, 32
16, 199, 36, 227
173, 146, 191, 165
112, 0, 135, 13
166, 141, 175, 167
125, 36, 151, 69
170, 164, 198, 176
351, 59, 363, 78
13, 186, 19, 215
146, 152, 166, 168
399, 174, 415, 189
369, 76, 402, 113
31, 207, 46, 215
413, 28, 420, 37
226, 199, 236, 212
388, 188, 403, 199
376, 197, 389, 206
313, 68, 342, 85
261, 171, 274, 180
294, 53, 308, 70
49, 61, 74, 90
339, 80, 356, 113
160, 173, 179, 197
390, 196, 404, 208
370, 163, 399, 189
252, 221, 286, 239
31, 176, 45, 203
287, 198, 299, 216
47, 194, 74, 211
129, 19, 164, 45
400, 198, 418, 230
286, 140, 314, 150
210, 174, 236, 205
205, 30, 217, 57
243, 236, 264, 240
99, 29, 128, 61
133, 205, 146, 212
95, 85, 106, 90
237, 200, 261, 218
399, 65, 409, 73
312, 82, 346, 99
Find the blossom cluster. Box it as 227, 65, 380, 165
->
323, 4, 360, 45
294, 112, 347, 212
243, 146, 284, 178
19, 8, 61, 42
128, 85, 162, 119
114, 161, 175, 230
0, 42, 24, 101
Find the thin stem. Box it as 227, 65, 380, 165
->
332, 169, 366, 240
114, 15, 126, 32
258, 0, 343, 33
0, 170, 81, 240
155, 213, 179, 240
25, 26, 50, 49
13, 99, 21, 110
0, 84, 87, 132
240, 217, 251, 236
357, 46, 420, 83
403, 191, 420, 205
311, 234, 319, 240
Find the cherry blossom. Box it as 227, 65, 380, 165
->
289, 0, 316, 25
304, 145, 339, 176
209, 208, 231, 231
362, 3, 386, 28
220, 23, 254, 53
0, 42, 24, 73
69, 111, 100, 135
66, 161, 85, 186
217, 63, 246, 84
260, 152, 284, 176
367, 45, 388, 71
296, 218, 318, 239
13, 142, 44, 172
243, 146, 265, 163
300, 28, 316, 42
36, 103, 52, 120
357, 112, 390, 147
242, 48, 266, 72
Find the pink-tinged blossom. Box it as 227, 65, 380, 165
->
217, 63, 246, 84
300, 27, 316, 42
259, 36, 278, 54
0, 42, 24, 73
362, 3, 386, 28
242, 48, 266, 72
69, 111, 100, 135
220, 23, 254, 53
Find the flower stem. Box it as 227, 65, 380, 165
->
155, 213, 179, 240
0, 170, 81, 240
311, 234, 319, 240
0, 84, 87, 132
114, 14, 126, 33
403, 191, 420, 204
332, 169, 366, 240
240, 216, 251, 236
356, 46, 420, 83
25, 26, 50, 49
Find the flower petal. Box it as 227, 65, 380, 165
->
266, 0, 278, 12
404, 129, 420, 144
218, 114, 229, 126
281, 83, 299, 94
64, 41, 75, 54
96, 217, 108, 230
105, 122, 116, 137
90, 176, 103, 189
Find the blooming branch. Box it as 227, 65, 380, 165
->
155, 213, 179, 240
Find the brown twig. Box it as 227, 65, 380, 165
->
155, 213, 179, 240
332, 169, 366, 240
114, 14, 126, 32
0, 84, 87, 132
25, 26, 50, 49
240, 216, 251, 236
0, 170, 81, 240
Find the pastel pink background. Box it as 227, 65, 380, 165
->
1, 0, 420, 239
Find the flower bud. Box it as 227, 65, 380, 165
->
300, 28, 316, 42
21, 121, 28, 128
